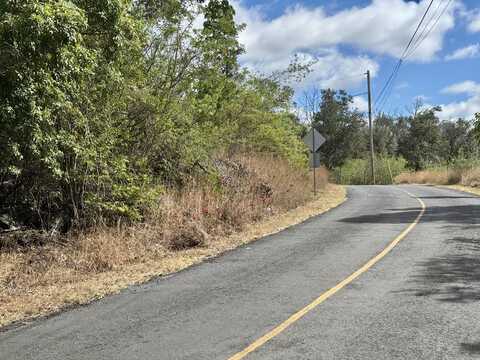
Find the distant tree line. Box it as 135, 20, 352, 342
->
303, 89, 480, 171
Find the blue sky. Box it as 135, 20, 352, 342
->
233, 0, 480, 119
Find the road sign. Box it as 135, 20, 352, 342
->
309, 152, 321, 169
303, 128, 326, 153
303, 127, 326, 195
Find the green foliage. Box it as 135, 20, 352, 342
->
0, 0, 308, 231
432, 157, 480, 172
372, 106, 479, 172
373, 114, 398, 156
440, 118, 475, 160
334, 157, 407, 185
398, 107, 447, 170
201, 0, 244, 77
243, 114, 307, 167
473, 113, 480, 144
0, 0, 156, 228
313, 89, 366, 169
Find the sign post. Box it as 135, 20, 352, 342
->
366, 70, 376, 184
303, 128, 326, 196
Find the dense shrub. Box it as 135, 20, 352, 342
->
334, 157, 407, 185
0, 0, 309, 232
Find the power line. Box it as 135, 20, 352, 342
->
405, 0, 449, 59
375, 0, 434, 110
400, 0, 436, 59
374, 0, 436, 114
374, 60, 402, 114
405, 0, 445, 57
404, 0, 453, 59
376, 0, 453, 114
377, 0, 452, 114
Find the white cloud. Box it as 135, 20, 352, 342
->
296, 50, 379, 91
439, 81, 480, 119
467, 10, 480, 32
235, 0, 456, 65
445, 43, 480, 60
351, 96, 369, 113
442, 80, 480, 95
232, 0, 457, 94
440, 97, 480, 119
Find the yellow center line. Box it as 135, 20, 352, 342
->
227, 190, 426, 360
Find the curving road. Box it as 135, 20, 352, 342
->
1, 185, 480, 359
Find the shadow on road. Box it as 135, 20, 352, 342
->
342, 199, 480, 304
399, 238, 480, 303
339, 204, 480, 225
346, 193, 480, 355
461, 342, 480, 355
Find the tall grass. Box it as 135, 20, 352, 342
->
395, 158, 480, 187
334, 157, 407, 185
156, 154, 328, 250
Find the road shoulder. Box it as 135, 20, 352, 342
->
1, 185, 346, 330
442, 185, 480, 197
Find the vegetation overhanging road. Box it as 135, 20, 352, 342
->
1, 185, 480, 359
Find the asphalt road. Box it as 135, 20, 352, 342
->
2, 185, 480, 359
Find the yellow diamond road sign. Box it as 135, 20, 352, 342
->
303, 128, 326, 153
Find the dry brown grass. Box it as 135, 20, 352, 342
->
459, 168, 480, 187
0, 154, 342, 327
395, 169, 450, 185
394, 166, 480, 200
395, 167, 469, 186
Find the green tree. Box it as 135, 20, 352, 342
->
0, 0, 311, 232
440, 118, 478, 161
0, 0, 149, 228
373, 114, 397, 156
473, 113, 480, 144
398, 106, 447, 170
312, 89, 366, 168
201, 0, 244, 77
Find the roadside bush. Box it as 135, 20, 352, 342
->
334, 157, 407, 185
0, 1, 309, 233
0, 0, 152, 229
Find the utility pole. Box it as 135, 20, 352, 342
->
366, 70, 376, 185
312, 125, 317, 196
